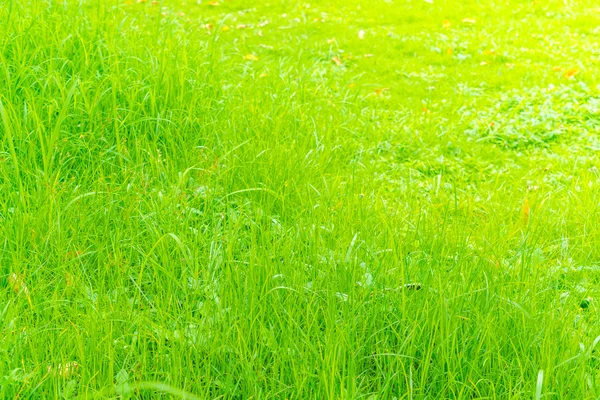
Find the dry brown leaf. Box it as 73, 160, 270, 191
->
8, 273, 27, 294
332, 56, 342, 66
8, 273, 32, 307
48, 362, 80, 378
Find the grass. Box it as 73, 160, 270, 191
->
2, 0, 600, 398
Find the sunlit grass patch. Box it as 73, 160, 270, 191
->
2, 0, 600, 398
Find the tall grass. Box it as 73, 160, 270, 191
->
2, 0, 600, 398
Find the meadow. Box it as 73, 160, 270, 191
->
2, 0, 600, 398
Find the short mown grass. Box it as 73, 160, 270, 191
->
2, 0, 600, 398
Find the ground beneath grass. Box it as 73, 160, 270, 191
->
2, 0, 600, 398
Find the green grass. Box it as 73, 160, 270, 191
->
2, 0, 600, 398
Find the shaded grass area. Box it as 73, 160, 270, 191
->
2, 0, 600, 398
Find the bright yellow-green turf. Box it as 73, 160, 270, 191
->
2, 0, 600, 398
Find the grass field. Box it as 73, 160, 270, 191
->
2, 0, 600, 398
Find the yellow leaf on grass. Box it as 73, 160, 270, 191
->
564, 67, 579, 78
522, 198, 530, 225
66, 250, 83, 260
65, 273, 74, 288
442, 19, 451, 29
8, 273, 26, 294
221, 25, 231, 31
207, 1, 219, 5
462, 18, 476, 24
245, 54, 259, 61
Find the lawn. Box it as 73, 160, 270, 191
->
2, 0, 600, 398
